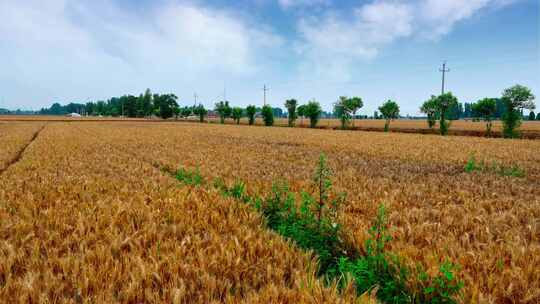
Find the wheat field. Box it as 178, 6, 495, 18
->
1, 120, 539, 303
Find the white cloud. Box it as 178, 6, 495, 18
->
418, 0, 492, 38
0, 0, 282, 107
295, 1, 413, 79
293, 0, 516, 79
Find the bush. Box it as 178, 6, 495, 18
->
379, 100, 400, 132
193, 104, 207, 122
175, 167, 204, 185
304, 100, 322, 128
215, 101, 232, 124
232, 107, 243, 124
464, 154, 525, 177
285, 99, 298, 127
339, 205, 463, 304
258, 155, 347, 274
338, 205, 409, 303
246, 105, 256, 125
172, 157, 464, 303
261, 104, 274, 126
472, 98, 496, 137
501, 85, 536, 138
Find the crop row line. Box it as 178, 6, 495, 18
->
0, 123, 46, 176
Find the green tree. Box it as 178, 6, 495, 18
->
297, 104, 307, 126
537, 112, 540, 121
304, 100, 322, 128
141, 88, 153, 117
261, 104, 274, 126
420, 96, 438, 129
246, 105, 257, 125
528, 111, 536, 121
378, 100, 400, 132
435, 92, 458, 135
472, 98, 497, 137
215, 101, 232, 124
285, 99, 298, 127
347, 97, 363, 127
501, 85, 536, 138
193, 104, 207, 122
181, 106, 192, 118
153, 94, 179, 119
333, 96, 351, 129
232, 107, 243, 124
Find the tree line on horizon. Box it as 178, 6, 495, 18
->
37, 84, 537, 138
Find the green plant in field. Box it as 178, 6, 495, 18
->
304, 100, 322, 128
418, 262, 464, 304
420, 97, 438, 129
501, 85, 535, 138
285, 99, 298, 127
175, 167, 204, 185
472, 98, 497, 137
256, 154, 347, 275
246, 105, 257, 125
215, 101, 232, 124
464, 154, 481, 173
193, 104, 207, 122
169, 158, 463, 303
339, 205, 463, 304
334, 96, 351, 129
261, 104, 274, 126
232, 107, 243, 124
379, 100, 400, 132
498, 165, 525, 178
338, 205, 410, 303
464, 154, 525, 177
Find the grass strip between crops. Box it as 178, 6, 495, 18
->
161, 154, 464, 304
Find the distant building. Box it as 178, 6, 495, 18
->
66, 113, 82, 118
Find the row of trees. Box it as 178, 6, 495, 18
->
208, 84, 536, 138
211, 97, 402, 132
213, 100, 325, 128
39, 85, 536, 138
421, 84, 536, 137
40, 89, 181, 119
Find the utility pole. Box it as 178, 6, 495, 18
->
194, 93, 198, 107
263, 84, 268, 106
439, 61, 450, 94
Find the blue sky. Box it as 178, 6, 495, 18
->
0, 0, 538, 115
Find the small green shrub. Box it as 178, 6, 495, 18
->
498, 165, 525, 178
255, 154, 348, 275
418, 262, 464, 304
261, 105, 274, 126
464, 155, 481, 173
170, 158, 463, 303
175, 167, 204, 185
464, 155, 525, 177
338, 205, 463, 303
338, 205, 410, 303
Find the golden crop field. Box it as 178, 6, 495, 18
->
0, 122, 364, 303
201, 117, 540, 138
3, 115, 540, 138
1, 120, 539, 303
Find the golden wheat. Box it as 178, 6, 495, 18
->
79, 121, 540, 303
0, 123, 365, 303
0, 122, 44, 171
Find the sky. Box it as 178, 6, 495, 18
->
0, 0, 538, 115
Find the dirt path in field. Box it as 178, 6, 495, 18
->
0, 124, 46, 176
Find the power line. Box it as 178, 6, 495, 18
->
439, 61, 450, 94
263, 84, 268, 106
